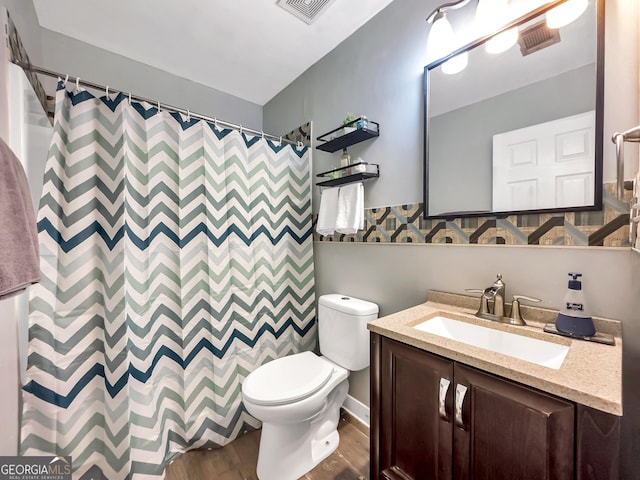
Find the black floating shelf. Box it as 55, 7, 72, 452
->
316, 118, 380, 153
316, 162, 379, 187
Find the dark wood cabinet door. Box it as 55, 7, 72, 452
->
452, 363, 575, 480
575, 405, 621, 480
378, 336, 454, 480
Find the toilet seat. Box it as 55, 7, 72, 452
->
243, 352, 334, 406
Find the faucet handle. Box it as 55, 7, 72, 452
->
513, 294, 541, 303
465, 289, 489, 315
510, 294, 541, 325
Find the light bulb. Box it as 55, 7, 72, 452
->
546, 0, 588, 29
475, 0, 518, 53
475, 0, 503, 36
474, 0, 512, 33
427, 12, 456, 63
427, 11, 468, 74
485, 27, 518, 54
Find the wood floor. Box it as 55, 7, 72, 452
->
165, 410, 369, 480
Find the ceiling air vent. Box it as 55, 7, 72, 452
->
518, 20, 561, 56
277, 0, 337, 25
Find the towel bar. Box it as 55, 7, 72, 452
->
611, 125, 640, 200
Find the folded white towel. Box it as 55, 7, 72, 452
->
0, 137, 40, 300
316, 187, 340, 235
336, 182, 364, 234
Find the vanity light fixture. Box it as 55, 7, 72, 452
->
546, 0, 588, 28
426, 0, 471, 74
427, 0, 587, 71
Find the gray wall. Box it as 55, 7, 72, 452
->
264, 0, 638, 208
1, 0, 263, 129
37, 30, 263, 130
264, 0, 639, 477
429, 64, 596, 215
264, 0, 431, 210
315, 244, 633, 323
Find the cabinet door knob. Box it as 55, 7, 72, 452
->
438, 378, 451, 421
455, 384, 468, 429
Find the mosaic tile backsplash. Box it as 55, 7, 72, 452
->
314, 183, 631, 247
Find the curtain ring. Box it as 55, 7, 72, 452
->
187, 109, 191, 121
261, 130, 265, 140
297, 141, 304, 150
279, 136, 283, 146
157, 101, 161, 113
75, 77, 80, 92
105, 86, 109, 98
63, 74, 69, 87
240, 125, 243, 135
128, 92, 132, 105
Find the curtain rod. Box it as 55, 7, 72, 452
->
13, 60, 300, 147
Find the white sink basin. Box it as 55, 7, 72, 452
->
413, 316, 569, 369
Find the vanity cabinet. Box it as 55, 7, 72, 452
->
370, 334, 620, 480
375, 332, 454, 479
452, 364, 574, 480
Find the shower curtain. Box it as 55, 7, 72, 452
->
20, 83, 316, 479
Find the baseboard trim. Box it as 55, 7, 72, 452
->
342, 395, 370, 428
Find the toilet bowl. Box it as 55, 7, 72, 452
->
243, 352, 349, 479
241, 294, 378, 480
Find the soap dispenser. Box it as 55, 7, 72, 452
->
555, 273, 596, 337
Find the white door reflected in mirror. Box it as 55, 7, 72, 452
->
492, 111, 595, 211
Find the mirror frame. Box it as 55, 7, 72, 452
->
423, 0, 605, 220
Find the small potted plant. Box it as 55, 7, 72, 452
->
341, 113, 357, 136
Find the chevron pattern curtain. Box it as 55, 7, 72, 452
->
20, 84, 315, 479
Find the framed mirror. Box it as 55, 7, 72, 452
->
423, 0, 604, 219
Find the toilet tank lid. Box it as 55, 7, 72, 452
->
318, 294, 379, 316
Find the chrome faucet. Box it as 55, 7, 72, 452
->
467, 274, 540, 325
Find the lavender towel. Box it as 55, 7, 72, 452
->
0, 137, 40, 300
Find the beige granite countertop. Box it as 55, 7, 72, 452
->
368, 291, 622, 416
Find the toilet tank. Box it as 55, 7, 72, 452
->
318, 294, 379, 371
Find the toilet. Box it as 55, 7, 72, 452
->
241, 294, 378, 480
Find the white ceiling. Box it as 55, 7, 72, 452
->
31, 0, 395, 106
